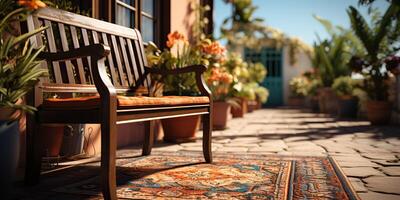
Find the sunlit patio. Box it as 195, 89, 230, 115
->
1, 0, 400, 199
8, 108, 399, 199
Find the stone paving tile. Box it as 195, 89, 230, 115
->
342, 167, 384, 178
380, 167, 400, 176
336, 160, 380, 168
215, 147, 248, 153
171, 108, 400, 199
358, 191, 400, 200
364, 176, 400, 194
259, 141, 287, 148
361, 153, 398, 160
223, 143, 259, 147
372, 159, 400, 167
283, 136, 310, 142
349, 178, 368, 192
248, 146, 285, 152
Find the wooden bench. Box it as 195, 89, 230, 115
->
24, 7, 213, 200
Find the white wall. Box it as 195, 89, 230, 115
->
282, 46, 312, 105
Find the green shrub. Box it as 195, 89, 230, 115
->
332, 76, 356, 97
289, 76, 308, 97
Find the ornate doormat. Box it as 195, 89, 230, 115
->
54, 152, 359, 199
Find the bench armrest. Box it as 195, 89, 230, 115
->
38, 44, 111, 61
145, 65, 212, 98
144, 65, 207, 75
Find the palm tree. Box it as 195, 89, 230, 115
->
347, 1, 400, 100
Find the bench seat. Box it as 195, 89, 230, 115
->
43, 96, 210, 109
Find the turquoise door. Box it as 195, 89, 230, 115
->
244, 48, 283, 107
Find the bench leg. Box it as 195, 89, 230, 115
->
202, 113, 212, 163
101, 122, 117, 200
142, 120, 155, 156
25, 121, 42, 185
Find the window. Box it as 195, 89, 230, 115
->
115, 0, 157, 42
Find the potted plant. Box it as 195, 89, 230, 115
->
206, 67, 234, 130
223, 53, 253, 118
288, 76, 308, 107
247, 62, 267, 111
309, 79, 322, 112
347, 3, 400, 124
0, 0, 47, 189
312, 16, 362, 114
254, 85, 269, 109
145, 31, 206, 143
332, 76, 359, 118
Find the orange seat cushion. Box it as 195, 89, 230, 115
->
42, 95, 210, 110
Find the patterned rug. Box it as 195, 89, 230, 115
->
54, 152, 358, 200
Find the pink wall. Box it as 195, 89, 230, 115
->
170, 0, 198, 41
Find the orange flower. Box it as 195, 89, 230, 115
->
166, 31, 186, 48
202, 41, 225, 56
207, 68, 233, 84
18, 0, 46, 10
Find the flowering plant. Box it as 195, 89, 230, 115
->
145, 31, 203, 96
289, 76, 309, 97
206, 67, 233, 101
200, 39, 226, 68
0, 0, 47, 118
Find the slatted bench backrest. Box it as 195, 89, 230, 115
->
27, 7, 150, 94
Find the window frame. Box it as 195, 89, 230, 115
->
99, 0, 162, 45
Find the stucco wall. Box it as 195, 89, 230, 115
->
170, 0, 198, 41
282, 46, 313, 105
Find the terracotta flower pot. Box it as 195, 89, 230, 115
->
212, 101, 231, 130
318, 87, 338, 115
161, 115, 200, 143
0, 99, 22, 121
366, 101, 392, 125
40, 124, 65, 157
310, 96, 319, 113
247, 100, 257, 112
288, 97, 305, 107
256, 100, 263, 109
231, 98, 247, 118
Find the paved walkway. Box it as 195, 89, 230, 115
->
151, 108, 400, 200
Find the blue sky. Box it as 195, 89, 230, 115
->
213, 0, 390, 45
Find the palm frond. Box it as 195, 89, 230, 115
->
347, 6, 375, 56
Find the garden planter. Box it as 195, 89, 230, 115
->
247, 100, 257, 112
40, 124, 65, 157
318, 87, 338, 115
161, 115, 200, 143
288, 97, 305, 107
256, 100, 263, 109
366, 101, 392, 125
0, 120, 19, 189
310, 97, 319, 113
338, 96, 358, 118
231, 98, 248, 118
0, 99, 22, 121
212, 101, 231, 130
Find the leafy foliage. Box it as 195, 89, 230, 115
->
248, 62, 266, 83
347, 2, 400, 100
312, 16, 363, 87
254, 86, 269, 103
289, 76, 309, 97
332, 76, 358, 97
0, 0, 48, 115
